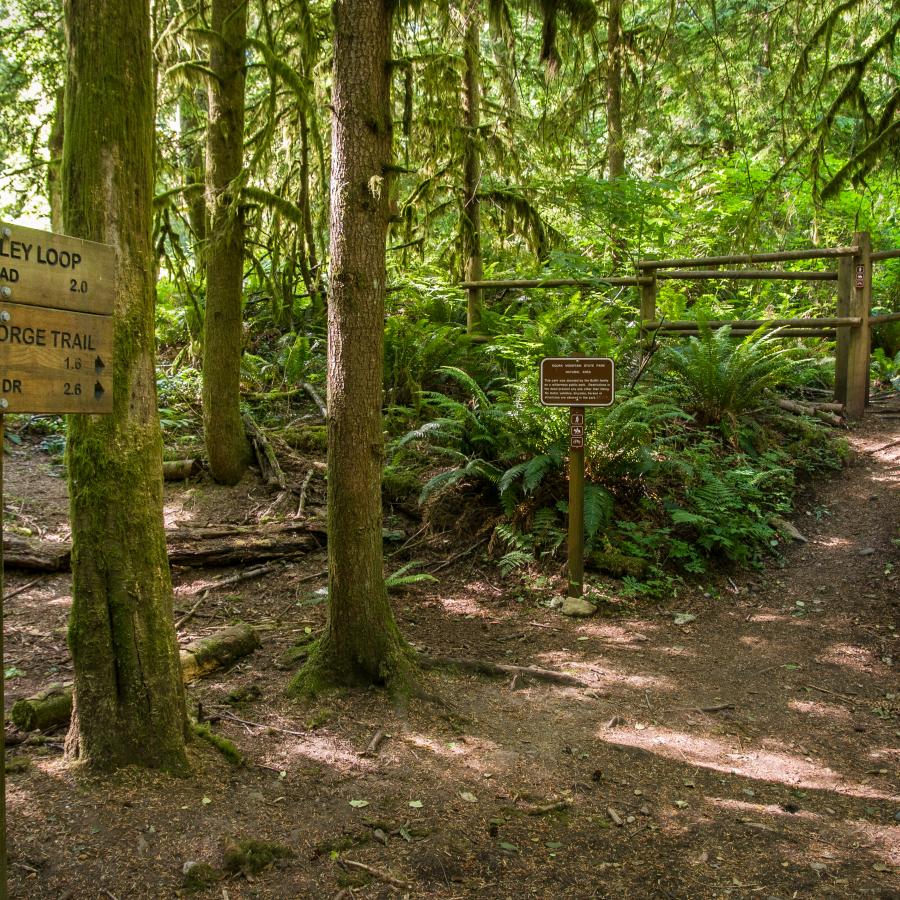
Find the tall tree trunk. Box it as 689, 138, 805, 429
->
62, 0, 189, 772
606, 0, 625, 180
203, 0, 251, 484
606, 0, 625, 265
461, 0, 483, 334
290, 0, 409, 693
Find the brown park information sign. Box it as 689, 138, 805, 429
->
0, 221, 115, 414
539, 357, 614, 407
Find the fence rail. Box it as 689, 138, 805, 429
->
460, 230, 898, 421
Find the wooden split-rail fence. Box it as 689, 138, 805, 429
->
461, 231, 900, 420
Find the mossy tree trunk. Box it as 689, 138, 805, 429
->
291, 0, 409, 693
203, 0, 251, 484
62, 0, 189, 772
461, 0, 483, 334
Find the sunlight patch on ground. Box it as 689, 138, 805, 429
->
817, 643, 879, 674
269, 733, 373, 774
710, 796, 819, 822
601, 729, 894, 800
654, 645, 698, 658
574, 623, 658, 647
788, 699, 853, 723
534, 650, 675, 690
435, 593, 494, 618
812, 536, 852, 549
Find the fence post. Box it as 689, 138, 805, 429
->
639, 271, 657, 357
466, 283, 482, 335
845, 232, 872, 420
834, 256, 852, 406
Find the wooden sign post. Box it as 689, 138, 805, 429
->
539, 357, 615, 598
0, 221, 115, 898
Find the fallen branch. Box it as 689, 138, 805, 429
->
183, 561, 286, 597
361, 728, 387, 758
337, 859, 409, 890
303, 382, 327, 419
3, 577, 44, 602
217, 709, 308, 738
420, 655, 590, 689
296, 468, 315, 518
526, 799, 571, 815
243, 413, 287, 490
174, 595, 206, 630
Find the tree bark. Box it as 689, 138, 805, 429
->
291, 0, 409, 693
606, 0, 625, 180
203, 0, 251, 484
62, 0, 189, 772
461, 0, 483, 334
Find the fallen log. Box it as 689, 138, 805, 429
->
10, 683, 74, 732
777, 398, 844, 427
2, 535, 70, 572
10, 624, 261, 731
163, 458, 202, 480
3, 521, 326, 572
180, 623, 261, 683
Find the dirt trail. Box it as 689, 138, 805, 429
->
2, 408, 898, 898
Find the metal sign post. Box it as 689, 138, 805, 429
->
539, 357, 615, 598
0, 221, 115, 898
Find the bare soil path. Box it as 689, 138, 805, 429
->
2, 406, 898, 899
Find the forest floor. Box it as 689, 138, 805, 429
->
2, 401, 899, 899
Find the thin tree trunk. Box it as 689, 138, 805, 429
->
62, 0, 189, 772
180, 90, 207, 256
290, 0, 409, 693
203, 0, 251, 484
606, 0, 625, 180
47, 88, 65, 232
606, 0, 625, 265
461, 0, 483, 334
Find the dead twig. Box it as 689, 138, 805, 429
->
427, 539, 487, 574
3, 577, 44, 602
361, 728, 387, 758
668, 702, 735, 713
804, 683, 857, 702
338, 859, 409, 889
174, 594, 207, 630
526, 799, 571, 815
217, 709, 308, 738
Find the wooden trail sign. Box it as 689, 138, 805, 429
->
539, 356, 615, 599
0, 221, 116, 900
0, 222, 115, 414
0, 222, 115, 315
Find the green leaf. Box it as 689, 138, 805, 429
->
408, 800, 423, 808
349, 800, 369, 808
